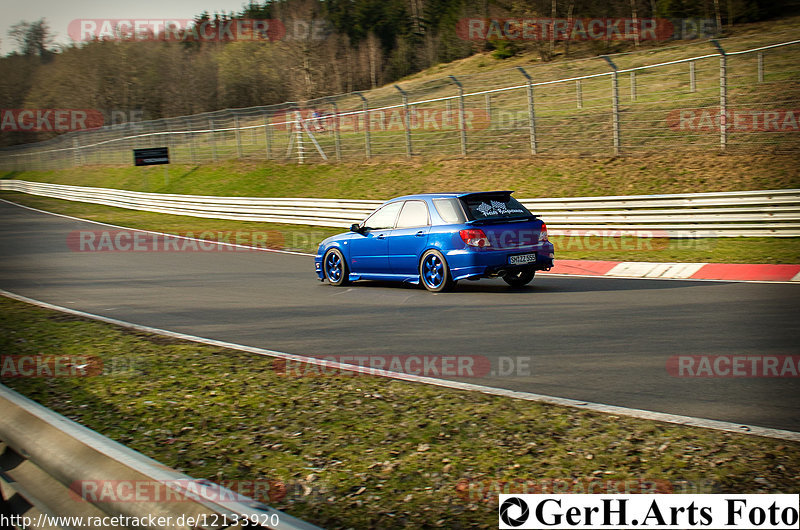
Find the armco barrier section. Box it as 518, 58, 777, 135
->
0, 384, 320, 530
1, 180, 799, 237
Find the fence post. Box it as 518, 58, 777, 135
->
757, 52, 764, 83
394, 84, 413, 159
329, 99, 342, 161
164, 120, 173, 163
186, 119, 197, 164
264, 112, 273, 160
517, 67, 537, 155
484, 93, 492, 126
601, 56, 621, 156
448, 75, 468, 157
630, 70, 637, 101
356, 93, 371, 160
234, 114, 243, 159
208, 117, 218, 161
711, 40, 727, 151
576, 80, 583, 109
689, 60, 696, 92
294, 112, 304, 165
73, 137, 81, 167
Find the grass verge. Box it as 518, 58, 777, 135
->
2, 154, 799, 199
2, 191, 799, 264
1, 295, 798, 528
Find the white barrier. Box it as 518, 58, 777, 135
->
1, 180, 799, 237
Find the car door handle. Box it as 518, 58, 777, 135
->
377, 234, 386, 239
415, 231, 425, 237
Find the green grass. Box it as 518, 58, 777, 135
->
2, 192, 798, 264
3, 150, 799, 199
2, 295, 798, 528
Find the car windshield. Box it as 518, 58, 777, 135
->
459, 195, 532, 222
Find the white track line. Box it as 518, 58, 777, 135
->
1, 289, 797, 442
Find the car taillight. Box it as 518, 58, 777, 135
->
539, 223, 549, 242
460, 229, 491, 248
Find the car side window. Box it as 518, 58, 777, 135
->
363, 201, 403, 230
433, 198, 466, 224
395, 200, 430, 229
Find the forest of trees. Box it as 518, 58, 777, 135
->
0, 0, 794, 146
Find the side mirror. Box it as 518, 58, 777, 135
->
350, 223, 362, 233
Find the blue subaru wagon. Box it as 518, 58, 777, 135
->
315, 191, 555, 291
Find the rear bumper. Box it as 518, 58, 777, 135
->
446, 244, 555, 281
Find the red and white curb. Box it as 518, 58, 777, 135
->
544, 260, 800, 283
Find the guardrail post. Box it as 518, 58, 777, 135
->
394, 84, 413, 159
264, 112, 273, 160
689, 60, 696, 92
601, 56, 622, 156
234, 114, 243, 159
576, 80, 583, 109
208, 117, 218, 161
356, 93, 371, 160
711, 40, 727, 151
448, 75, 468, 157
329, 99, 342, 161
757, 52, 764, 83
517, 66, 537, 155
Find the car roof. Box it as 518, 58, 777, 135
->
390, 191, 515, 201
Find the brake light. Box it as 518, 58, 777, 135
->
460, 229, 491, 248
539, 223, 549, 242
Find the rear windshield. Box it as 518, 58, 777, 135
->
459, 195, 532, 221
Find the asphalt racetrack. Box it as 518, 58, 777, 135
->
1, 200, 798, 432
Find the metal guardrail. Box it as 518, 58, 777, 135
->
0, 384, 321, 530
1, 180, 799, 237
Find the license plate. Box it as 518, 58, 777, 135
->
508, 253, 536, 265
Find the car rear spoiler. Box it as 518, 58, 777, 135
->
457, 190, 515, 199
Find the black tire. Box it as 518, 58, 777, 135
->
503, 269, 535, 287
323, 248, 350, 286
419, 249, 455, 292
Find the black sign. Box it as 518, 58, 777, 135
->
133, 147, 169, 166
